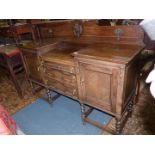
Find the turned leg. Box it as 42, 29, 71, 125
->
128, 101, 133, 118
8, 62, 23, 97
80, 102, 86, 125
115, 117, 121, 135
46, 89, 52, 104
9, 72, 23, 97
29, 80, 36, 94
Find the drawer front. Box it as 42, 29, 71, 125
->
44, 66, 76, 86
43, 61, 75, 74
46, 77, 78, 99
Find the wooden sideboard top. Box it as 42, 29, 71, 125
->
19, 38, 63, 50
41, 41, 87, 66
73, 43, 145, 64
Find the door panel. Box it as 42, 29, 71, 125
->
78, 63, 117, 112
83, 69, 111, 103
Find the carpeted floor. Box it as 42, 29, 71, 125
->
0, 69, 155, 134
13, 95, 111, 135
0, 71, 44, 115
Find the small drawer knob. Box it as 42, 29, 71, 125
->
72, 89, 76, 95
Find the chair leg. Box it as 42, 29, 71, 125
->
29, 80, 36, 94
5, 55, 23, 98
9, 67, 23, 97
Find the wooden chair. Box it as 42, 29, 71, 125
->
0, 45, 25, 97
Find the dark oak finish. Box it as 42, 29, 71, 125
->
19, 20, 145, 134
19, 39, 62, 103
40, 41, 87, 100
36, 20, 144, 45
73, 43, 144, 134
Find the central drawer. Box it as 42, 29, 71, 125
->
45, 76, 78, 99
43, 61, 75, 74
44, 66, 76, 86
42, 61, 78, 99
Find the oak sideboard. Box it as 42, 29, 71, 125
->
19, 20, 145, 134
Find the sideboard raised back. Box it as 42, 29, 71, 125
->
35, 20, 144, 45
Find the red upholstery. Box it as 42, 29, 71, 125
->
0, 45, 20, 57
0, 105, 16, 135
0, 45, 24, 97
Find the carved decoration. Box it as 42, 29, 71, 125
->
114, 28, 124, 40
73, 23, 82, 38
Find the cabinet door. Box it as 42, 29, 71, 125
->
77, 63, 119, 113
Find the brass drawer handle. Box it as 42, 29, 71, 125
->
37, 66, 41, 71
72, 89, 76, 95
80, 78, 84, 85
70, 67, 74, 73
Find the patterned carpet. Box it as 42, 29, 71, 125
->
0, 70, 44, 115
0, 69, 155, 134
